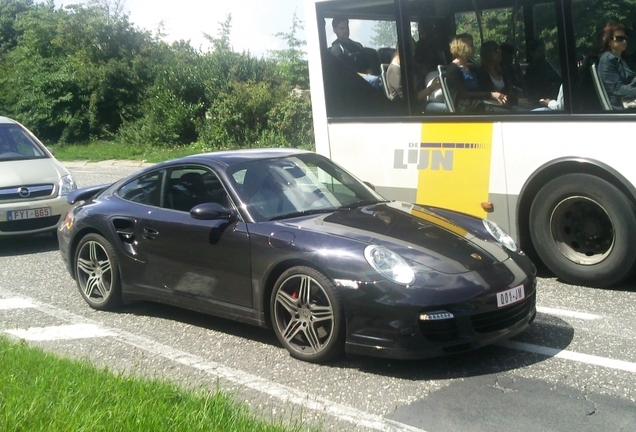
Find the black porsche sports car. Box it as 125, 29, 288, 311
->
58, 149, 536, 363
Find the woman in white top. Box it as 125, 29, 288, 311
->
476, 40, 526, 108
385, 42, 446, 112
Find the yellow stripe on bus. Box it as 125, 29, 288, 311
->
416, 123, 493, 217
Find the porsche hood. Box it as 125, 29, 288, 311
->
288, 201, 511, 274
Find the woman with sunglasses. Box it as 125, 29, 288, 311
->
598, 22, 636, 110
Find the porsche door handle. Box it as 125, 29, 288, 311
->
142, 228, 159, 240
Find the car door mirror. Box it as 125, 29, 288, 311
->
190, 202, 237, 221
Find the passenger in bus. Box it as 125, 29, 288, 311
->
414, 18, 450, 75
386, 43, 446, 113
597, 22, 636, 110
523, 39, 561, 103
446, 34, 507, 112
329, 17, 382, 90
499, 43, 524, 91
477, 41, 531, 110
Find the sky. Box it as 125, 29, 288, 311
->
51, 0, 307, 57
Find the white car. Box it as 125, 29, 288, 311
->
0, 116, 76, 236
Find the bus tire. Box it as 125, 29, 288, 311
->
529, 174, 636, 287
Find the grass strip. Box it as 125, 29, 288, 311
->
51, 141, 205, 164
0, 336, 305, 432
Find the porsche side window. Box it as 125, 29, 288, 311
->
165, 167, 229, 212
118, 171, 163, 207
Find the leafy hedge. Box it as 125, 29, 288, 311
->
0, 0, 314, 151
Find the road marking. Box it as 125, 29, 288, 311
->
0, 291, 425, 432
499, 340, 636, 373
5, 324, 115, 341
537, 307, 602, 320
0, 298, 36, 310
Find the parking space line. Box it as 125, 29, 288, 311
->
499, 340, 636, 373
537, 307, 602, 320
0, 298, 36, 310
0, 289, 425, 432
5, 324, 115, 341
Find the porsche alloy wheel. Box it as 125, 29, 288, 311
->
75, 233, 122, 310
271, 266, 344, 363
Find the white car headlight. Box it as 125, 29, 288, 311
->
483, 219, 518, 252
364, 245, 415, 285
59, 174, 77, 196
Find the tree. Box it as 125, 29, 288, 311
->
268, 11, 309, 88
0, 0, 155, 142
204, 13, 232, 53
0, 0, 33, 53
370, 20, 397, 48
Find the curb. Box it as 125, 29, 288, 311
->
62, 160, 154, 168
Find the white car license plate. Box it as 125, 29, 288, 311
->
8, 207, 52, 221
497, 285, 525, 308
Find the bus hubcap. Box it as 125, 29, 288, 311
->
549, 196, 614, 265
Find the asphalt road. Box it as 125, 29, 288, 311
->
1, 161, 635, 432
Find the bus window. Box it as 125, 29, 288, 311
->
451, 1, 563, 114
571, 0, 636, 113
322, 11, 400, 118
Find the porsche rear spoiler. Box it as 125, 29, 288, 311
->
67, 183, 111, 205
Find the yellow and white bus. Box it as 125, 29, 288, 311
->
304, 0, 636, 287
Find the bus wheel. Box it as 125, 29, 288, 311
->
530, 174, 636, 287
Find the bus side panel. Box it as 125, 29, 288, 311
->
304, 0, 330, 158
501, 122, 626, 193
327, 122, 421, 203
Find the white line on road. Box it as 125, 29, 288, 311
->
0, 298, 36, 310
537, 306, 602, 320
0, 290, 425, 432
5, 323, 115, 341
499, 340, 636, 373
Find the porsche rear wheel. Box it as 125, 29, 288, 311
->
75, 233, 122, 310
271, 266, 345, 363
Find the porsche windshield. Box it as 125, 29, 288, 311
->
229, 153, 385, 221
0, 124, 48, 161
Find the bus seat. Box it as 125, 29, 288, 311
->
437, 65, 456, 112
425, 70, 444, 103
577, 54, 601, 112
380, 63, 393, 100
590, 63, 613, 111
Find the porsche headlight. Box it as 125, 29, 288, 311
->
59, 174, 77, 196
483, 219, 518, 252
364, 245, 415, 285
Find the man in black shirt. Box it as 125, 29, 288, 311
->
330, 17, 381, 89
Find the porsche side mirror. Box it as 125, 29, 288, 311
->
190, 202, 237, 221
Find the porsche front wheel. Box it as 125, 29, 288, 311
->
270, 266, 345, 363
